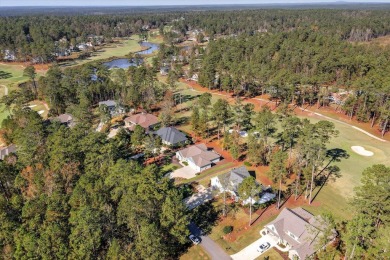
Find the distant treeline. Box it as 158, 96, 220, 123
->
2, 9, 390, 62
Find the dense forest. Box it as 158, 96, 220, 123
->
197, 30, 390, 136
1, 6, 390, 259
2, 9, 390, 62
0, 109, 190, 259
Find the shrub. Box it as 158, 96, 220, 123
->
244, 161, 252, 167
223, 225, 233, 234
182, 161, 188, 166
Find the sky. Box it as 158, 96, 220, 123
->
1, 0, 390, 7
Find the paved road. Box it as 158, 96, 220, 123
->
189, 222, 231, 260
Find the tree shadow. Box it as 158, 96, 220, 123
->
326, 148, 350, 163
311, 165, 342, 203
189, 201, 220, 235
248, 170, 256, 178
0, 70, 12, 79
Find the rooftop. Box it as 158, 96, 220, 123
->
125, 113, 159, 129
154, 127, 187, 145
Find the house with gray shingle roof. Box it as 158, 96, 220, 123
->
210, 166, 275, 205
98, 100, 124, 116
264, 207, 335, 259
0, 144, 16, 160
176, 143, 220, 172
154, 127, 188, 147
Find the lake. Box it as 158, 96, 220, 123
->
103, 41, 159, 69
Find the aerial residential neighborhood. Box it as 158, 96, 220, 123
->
0, 2, 389, 260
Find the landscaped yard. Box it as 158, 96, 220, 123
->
255, 248, 284, 260
180, 245, 210, 260
207, 200, 278, 255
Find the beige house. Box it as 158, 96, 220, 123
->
264, 207, 336, 259
124, 113, 159, 132
176, 144, 220, 172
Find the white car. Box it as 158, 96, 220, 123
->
189, 234, 201, 245
257, 242, 270, 253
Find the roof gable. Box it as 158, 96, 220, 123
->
155, 127, 187, 144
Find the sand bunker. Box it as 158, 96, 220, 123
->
351, 146, 374, 156
28, 105, 37, 108
38, 110, 45, 115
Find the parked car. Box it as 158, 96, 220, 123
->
257, 242, 270, 253
189, 234, 201, 245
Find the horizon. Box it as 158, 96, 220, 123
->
2, 0, 390, 7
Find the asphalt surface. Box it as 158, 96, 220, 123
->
189, 222, 231, 260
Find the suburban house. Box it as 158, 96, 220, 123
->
154, 127, 188, 147
98, 100, 124, 116
0, 144, 17, 160
264, 207, 336, 259
210, 166, 275, 204
160, 66, 170, 76
176, 143, 220, 173
55, 113, 75, 127
124, 113, 159, 132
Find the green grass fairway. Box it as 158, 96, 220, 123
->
302, 116, 390, 199
0, 63, 29, 89
59, 36, 143, 67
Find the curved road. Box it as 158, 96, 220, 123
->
189, 222, 231, 260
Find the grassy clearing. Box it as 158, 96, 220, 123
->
28, 100, 49, 119
180, 246, 210, 260
59, 36, 142, 67
302, 185, 352, 221
0, 63, 30, 92
255, 248, 284, 260
301, 116, 390, 199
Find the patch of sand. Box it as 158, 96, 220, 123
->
351, 146, 374, 156
28, 105, 37, 108
38, 110, 45, 115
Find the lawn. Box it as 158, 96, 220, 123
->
208, 203, 277, 255
58, 36, 143, 67
180, 246, 210, 260
0, 63, 28, 87
255, 248, 284, 260
301, 116, 390, 199
28, 100, 49, 119
178, 162, 235, 185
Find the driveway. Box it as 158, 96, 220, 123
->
169, 165, 198, 179
183, 185, 213, 210
230, 233, 278, 260
189, 222, 231, 260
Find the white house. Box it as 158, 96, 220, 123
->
176, 143, 220, 173
211, 166, 275, 205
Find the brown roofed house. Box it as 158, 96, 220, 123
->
264, 207, 337, 259
176, 143, 220, 173
124, 113, 160, 132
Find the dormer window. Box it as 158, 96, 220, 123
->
288, 231, 297, 240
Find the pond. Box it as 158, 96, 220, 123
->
137, 41, 159, 55
103, 41, 159, 69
